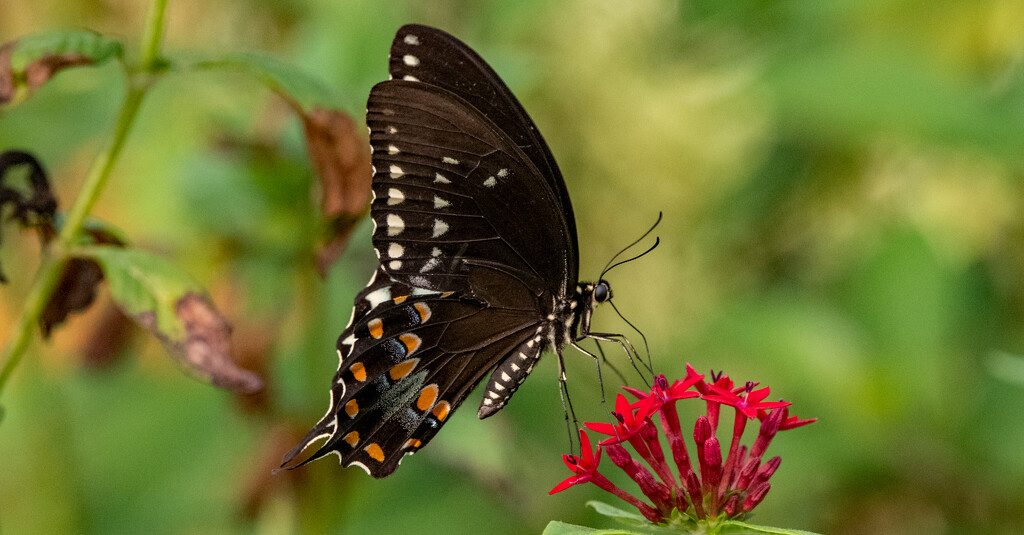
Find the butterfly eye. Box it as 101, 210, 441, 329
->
594, 282, 610, 303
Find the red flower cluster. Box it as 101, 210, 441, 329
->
550, 364, 816, 524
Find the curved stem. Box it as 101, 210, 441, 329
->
0, 0, 169, 405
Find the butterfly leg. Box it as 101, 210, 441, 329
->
556, 348, 583, 454
583, 331, 652, 387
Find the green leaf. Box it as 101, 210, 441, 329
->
542, 521, 651, 535
719, 519, 824, 535
181, 52, 341, 113
1, 30, 123, 106
75, 245, 262, 393
587, 501, 648, 524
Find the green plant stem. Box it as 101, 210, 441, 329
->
0, 0, 169, 402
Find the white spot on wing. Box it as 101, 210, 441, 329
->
442, 156, 459, 165
433, 196, 450, 209
434, 172, 450, 184
387, 126, 397, 134
366, 286, 392, 308
402, 75, 419, 82
387, 188, 404, 205
501, 371, 511, 382
387, 214, 405, 236
497, 168, 509, 177
403, 54, 420, 66
494, 382, 505, 391
388, 144, 400, 155
483, 176, 497, 187
404, 34, 420, 45
432, 219, 449, 237
431, 247, 442, 257
389, 165, 404, 178
389, 260, 403, 270
388, 243, 404, 258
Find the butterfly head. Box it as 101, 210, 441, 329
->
593, 280, 611, 303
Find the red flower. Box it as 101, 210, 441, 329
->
586, 393, 653, 445
549, 429, 602, 494
703, 381, 790, 420
550, 364, 816, 526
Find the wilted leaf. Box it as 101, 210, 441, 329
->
40, 258, 104, 337
40, 217, 127, 336
0, 30, 123, 106
77, 246, 263, 393
0, 150, 58, 282
302, 107, 372, 274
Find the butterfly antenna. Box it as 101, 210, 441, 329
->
599, 212, 663, 279
609, 299, 654, 376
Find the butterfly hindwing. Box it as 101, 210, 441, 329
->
282, 268, 544, 478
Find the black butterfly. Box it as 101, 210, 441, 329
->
282, 24, 624, 478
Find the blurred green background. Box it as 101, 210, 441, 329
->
3, 0, 1024, 533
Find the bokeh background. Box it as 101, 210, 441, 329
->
3, 1, 1024, 533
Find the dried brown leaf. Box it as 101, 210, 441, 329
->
24, 52, 93, 91
302, 107, 372, 275
171, 293, 264, 393
0, 41, 14, 104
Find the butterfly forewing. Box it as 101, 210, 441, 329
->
368, 81, 574, 296
386, 24, 578, 262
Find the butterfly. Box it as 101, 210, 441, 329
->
282, 23, 625, 478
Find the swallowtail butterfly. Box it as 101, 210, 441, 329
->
282, 24, 621, 478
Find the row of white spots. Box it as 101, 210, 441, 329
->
482, 333, 544, 406
385, 189, 450, 211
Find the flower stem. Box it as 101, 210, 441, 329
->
0, 0, 169, 406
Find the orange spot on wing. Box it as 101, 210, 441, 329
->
413, 302, 431, 322
417, 384, 439, 411
389, 358, 418, 380
404, 439, 422, 450
441, 291, 454, 298
432, 401, 451, 421
364, 443, 385, 462
350, 362, 366, 382
345, 399, 359, 418
393, 295, 408, 304
399, 333, 421, 355
343, 431, 359, 446
368, 318, 384, 339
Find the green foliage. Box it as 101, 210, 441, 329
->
2, 1, 1024, 534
